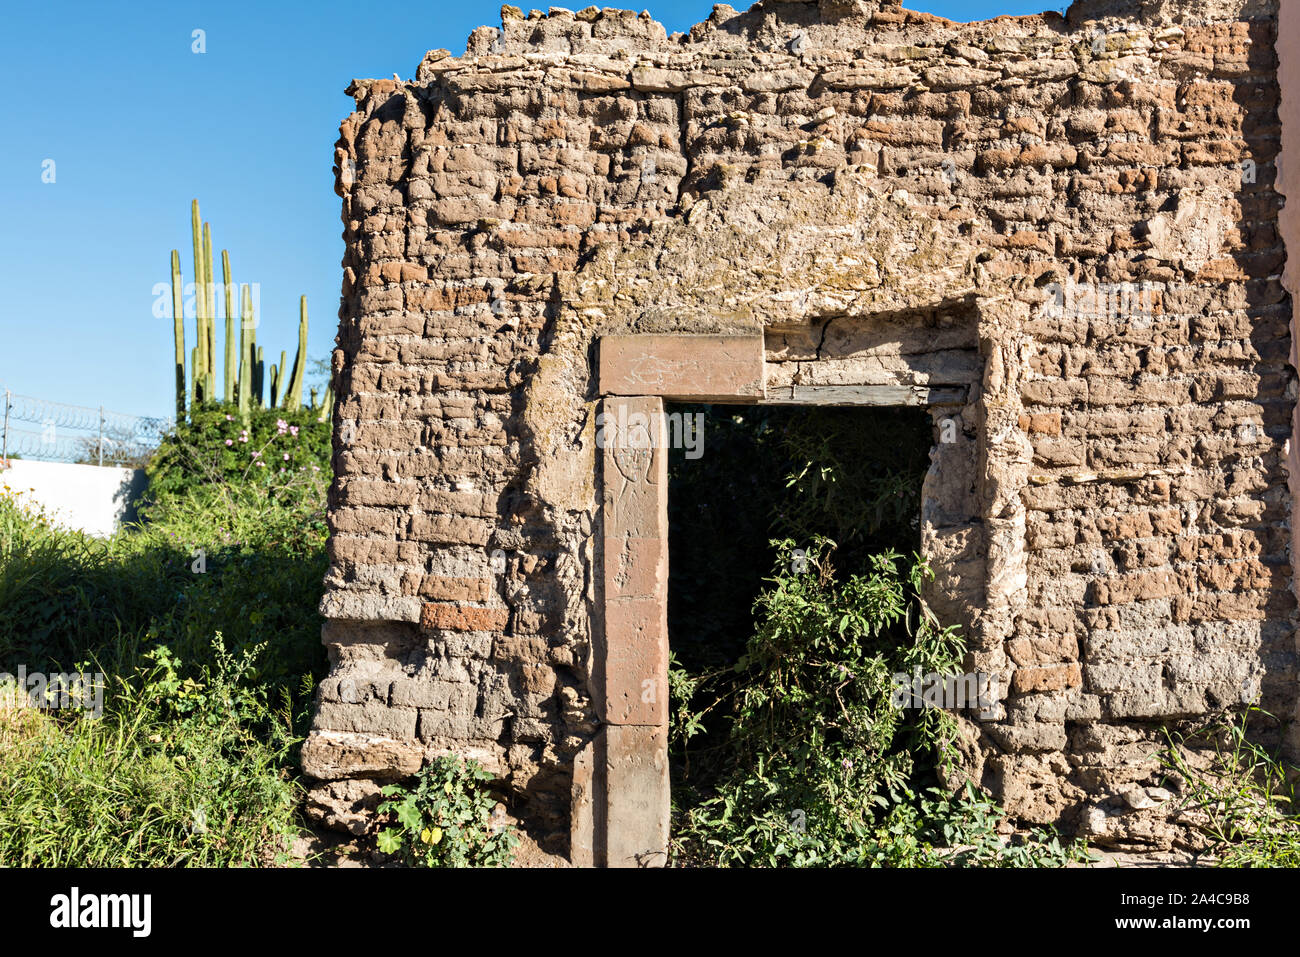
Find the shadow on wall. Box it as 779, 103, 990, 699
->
114, 468, 149, 528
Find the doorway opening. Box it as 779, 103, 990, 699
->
665, 403, 964, 864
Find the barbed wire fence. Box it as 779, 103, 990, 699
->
1, 387, 173, 467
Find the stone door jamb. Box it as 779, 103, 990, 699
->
572, 334, 765, 867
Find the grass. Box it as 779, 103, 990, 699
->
0, 476, 327, 689
0, 465, 328, 867
1162, 709, 1300, 868
0, 638, 302, 867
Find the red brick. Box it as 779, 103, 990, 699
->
419, 603, 508, 633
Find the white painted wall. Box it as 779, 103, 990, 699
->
0, 459, 146, 538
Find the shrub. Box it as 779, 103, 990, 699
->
0, 434, 327, 867
671, 543, 1089, 867
667, 407, 1088, 867
672, 540, 950, 865
0, 467, 327, 695
145, 403, 331, 504
376, 757, 519, 868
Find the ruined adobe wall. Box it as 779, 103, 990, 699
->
306, 0, 1296, 855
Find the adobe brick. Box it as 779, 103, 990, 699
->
419, 602, 509, 633
1011, 664, 1082, 693
419, 576, 494, 601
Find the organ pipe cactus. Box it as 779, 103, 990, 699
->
168, 200, 312, 419
202, 222, 217, 395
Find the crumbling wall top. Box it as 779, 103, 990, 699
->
367, 0, 1276, 92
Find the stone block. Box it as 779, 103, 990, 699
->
601, 596, 667, 726
599, 335, 764, 401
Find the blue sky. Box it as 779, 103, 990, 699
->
0, 0, 1057, 420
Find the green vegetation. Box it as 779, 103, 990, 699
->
0, 411, 521, 868
666, 406, 1090, 867
0, 414, 330, 684
1161, 709, 1300, 867
144, 404, 331, 504
0, 637, 302, 867
376, 757, 519, 868
0, 417, 331, 866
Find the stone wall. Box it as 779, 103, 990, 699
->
304, 0, 1298, 859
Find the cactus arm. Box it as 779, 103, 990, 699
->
238, 284, 251, 413
255, 345, 265, 407
248, 283, 259, 405
222, 250, 236, 403
284, 296, 308, 411
238, 284, 252, 421
202, 223, 216, 389
171, 250, 186, 420
190, 201, 206, 402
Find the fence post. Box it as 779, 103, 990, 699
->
98, 406, 104, 467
